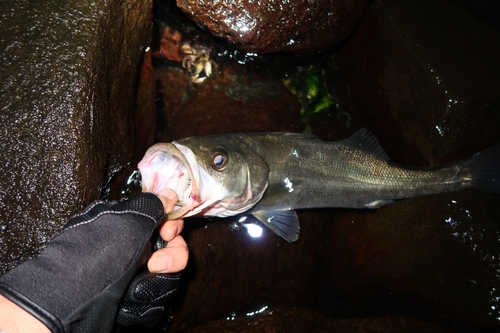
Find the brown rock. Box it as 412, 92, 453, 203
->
155, 67, 191, 142
325, 4, 500, 329
334, 0, 500, 167
320, 190, 500, 332
152, 24, 184, 61
0, 0, 152, 272
165, 63, 303, 140
176, 0, 369, 57
185, 305, 452, 333
133, 49, 158, 165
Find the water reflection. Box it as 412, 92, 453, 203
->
445, 198, 478, 244
443, 196, 500, 321
246, 305, 269, 317
241, 223, 264, 238
226, 304, 270, 321
237, 216, 264, 238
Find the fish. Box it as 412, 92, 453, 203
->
137, 129, 500, 242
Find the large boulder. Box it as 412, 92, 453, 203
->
176, 0, 369, 57
334, 0, 500, 165
0, 0, 153, 273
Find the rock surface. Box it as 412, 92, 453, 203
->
165, 64, 303, 141
321, 190, 500, 332
185, 306, 452, 333
334, 0, 500, 166
176, 0, 369, 57
324, 1, 500, 330
107, 49, 158, 199
0, 0, 152, 273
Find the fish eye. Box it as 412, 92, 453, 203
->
211, 148, 228, 170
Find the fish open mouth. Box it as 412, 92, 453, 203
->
138, 142, 201, 219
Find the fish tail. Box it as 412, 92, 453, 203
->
462, 142, 500, 193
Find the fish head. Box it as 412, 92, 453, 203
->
138, 134, 270, 219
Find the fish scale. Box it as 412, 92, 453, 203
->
251, 134, 465, 210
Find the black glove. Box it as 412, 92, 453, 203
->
116, 236, 181, 327
117, 270, 181, 327
0, 193, 167, 333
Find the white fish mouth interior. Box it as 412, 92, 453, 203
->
159, 153, 191, 205
140, 148, 193, 209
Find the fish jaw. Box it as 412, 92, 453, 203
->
138, 142, 202, 218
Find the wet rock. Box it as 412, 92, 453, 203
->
155, 67, 191, 142
320, 190, 500, 332
334, 0, 500, 167
132, 50, 159, 170
185, 306, 452, 333
0, 0, 152, 272
107, 49, 158, 200
176, 0, 369, 57
326, 4, 500, 329
152, 22, 184, 62
164, 63, 303, 141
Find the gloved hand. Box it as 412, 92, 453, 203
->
116, 236, 181, 327
0, 192, 176, 333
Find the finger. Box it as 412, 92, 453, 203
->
158, 218, 184, 242
154, 188, 178, 213
148, 235, 189, 273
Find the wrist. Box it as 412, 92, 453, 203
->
0, 295, 51, 333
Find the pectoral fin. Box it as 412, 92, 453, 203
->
251, 209, 300, 242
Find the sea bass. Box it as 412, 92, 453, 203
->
138, 129, 500, 242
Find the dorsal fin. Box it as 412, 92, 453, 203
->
338, 128, 389, 160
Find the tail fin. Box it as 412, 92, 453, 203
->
462, 142, 500, 193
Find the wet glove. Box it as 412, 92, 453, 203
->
0, 193, 167, 333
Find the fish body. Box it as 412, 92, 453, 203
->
138, 129, 500, 242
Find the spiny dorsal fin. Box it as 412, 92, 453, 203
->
338, 128, 389, 160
